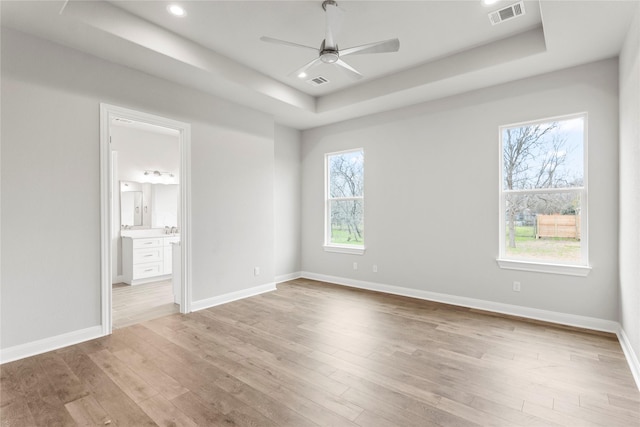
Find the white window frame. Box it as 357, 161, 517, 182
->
324, 148, 366, 255
497, 113, 591, 276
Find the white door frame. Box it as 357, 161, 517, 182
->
99, 103, 192, 335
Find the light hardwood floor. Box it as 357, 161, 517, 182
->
2, 278, 639, 426
112, 280, 179, 329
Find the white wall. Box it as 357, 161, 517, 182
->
110, 126, 179, 183
274, 125, 302, 279
619, 4, 640, 370
190, 123, 274, 300
302, 59, 619, 322
0, 28, 275, 350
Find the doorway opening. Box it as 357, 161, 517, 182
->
100, 104, 191, 335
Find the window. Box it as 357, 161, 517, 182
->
498, 114, 590, 276
325, 149, 365, 254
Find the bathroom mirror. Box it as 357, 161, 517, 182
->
120, 181, 143, 226
120, 181, 178, 229
151, 184, 179, 228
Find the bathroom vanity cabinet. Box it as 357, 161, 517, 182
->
122, 235, 180, 285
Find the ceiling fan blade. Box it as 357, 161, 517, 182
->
334, 59, 363, 80
324, 1, 344, 49
340, 38, 400, 57
260, 36, 318, 52
289, 57, 324, 78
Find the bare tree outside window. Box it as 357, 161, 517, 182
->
327, 150, 364, 246
500, 115, 586, 264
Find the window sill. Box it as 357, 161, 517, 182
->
496, 258, 591, 277
324, 245, 366, 255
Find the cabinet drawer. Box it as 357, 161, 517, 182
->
133, 262, 163, 279
133, 248, 162, 264
133, 238, 163, 249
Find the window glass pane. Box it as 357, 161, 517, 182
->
329, 150, 364, 198
330, 199, 364, 245
505, 192, 581, 263
503, 117, 584, 190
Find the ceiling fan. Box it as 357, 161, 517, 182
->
260, 0, 400, 80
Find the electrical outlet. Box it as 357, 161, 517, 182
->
353, 262, 358, 270
254, 267, 260, 276
373, 264, 378, 273
513, 281, 521, 292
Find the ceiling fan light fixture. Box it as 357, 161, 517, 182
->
320, 51, 339, 63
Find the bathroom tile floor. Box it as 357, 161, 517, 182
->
112, 280, 178, 329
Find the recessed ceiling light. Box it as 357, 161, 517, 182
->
167, 4, 186, 17
482, 0, 499, 5
298, 72, 307, 79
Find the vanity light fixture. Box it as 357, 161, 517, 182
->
144, 170, 175, 178
167, 4, 186, 17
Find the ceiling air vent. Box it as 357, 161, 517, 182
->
307, 76, 329, 86
489, 1, 525, 25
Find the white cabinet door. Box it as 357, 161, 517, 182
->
163, 246, 172, 275
163, 236, 179, 275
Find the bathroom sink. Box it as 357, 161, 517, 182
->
121, 228, 179, 238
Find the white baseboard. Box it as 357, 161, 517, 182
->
300, 271, 619, 333
191, 282, 276, 312
130, 274, 172, 286
4, 275, 636, 392
275, 271, 302, 283
1, 282, 277, 364
0, 325, 103, 364
617, 327, 640, 391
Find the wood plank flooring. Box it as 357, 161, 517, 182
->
112, 280, 178, 329
2, 278, 639, 426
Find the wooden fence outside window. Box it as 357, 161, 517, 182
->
536, 214, 581, 240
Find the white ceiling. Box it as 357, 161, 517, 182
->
112, 1, 543, 95
2, 1, 637, 129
